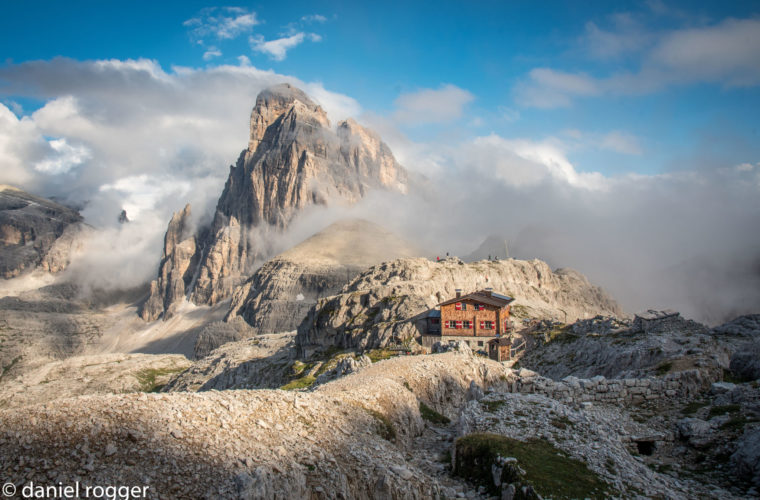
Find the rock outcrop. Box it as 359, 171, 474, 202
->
0, 185, 84, 278
520, 311, 730, 380
296, 256, 624, 356
144, 84, 409, 320
224, 219, 419, 336
139, 204, 202, 321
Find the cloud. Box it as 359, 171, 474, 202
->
649, 17, 760, 87
184, 7, 259, 43
0, 57, 757, 324
462, 134, 608, 190
393, 84, 474, 124
301, 14, 327, 23
515, 68, 599, 108
0, 57, 364, 293
203, 47, 222, 61
517, 15, 760, 108
599, 131, 643, 155
250, 32, 321, 61
497, 106, 520, 122
582, 18, 650, 60
34, 138, 92, 174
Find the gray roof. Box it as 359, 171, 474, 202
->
438, 290, 514, 308
426, 310, 441, 318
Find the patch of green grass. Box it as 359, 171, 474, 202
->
419, 402, 450, 425
280, 375, 316, 391
366, 349, 397, 363
481, 399, 506, 413
719, 416, 758, 431
365, 408, 396, 441
380, 295, 400, 304
134, 366, 187, 392
681, 400, 709, 416
550, 416, 575, 430
655, 361, 673, 376
291, 360, 314, 377
0, 355, 22, 381
709, 404, 741, 418
403, 381, 413, 392
453, 433, 614, 498
722, 368, 750, 384
604, 458, 616, 475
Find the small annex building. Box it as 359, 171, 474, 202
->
422, 288, 515, 359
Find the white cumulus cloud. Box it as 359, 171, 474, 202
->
393, 84, 474, 124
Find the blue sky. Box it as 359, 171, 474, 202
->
2, 0, 759, 177
1, 1, 760, 320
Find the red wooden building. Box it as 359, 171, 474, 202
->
438, 288, 514, 338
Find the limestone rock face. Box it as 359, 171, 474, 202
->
296, 257, 624, 356
0, 185, 84, 278
145, 84, 409, 319
224, 219, 420, 336
139, 204, 201, 321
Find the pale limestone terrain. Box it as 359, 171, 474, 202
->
296, 256, 624, 355
1, 351, 755, 499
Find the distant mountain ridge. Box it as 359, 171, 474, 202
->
140, 84, 409, 320
0, 185, 85, 279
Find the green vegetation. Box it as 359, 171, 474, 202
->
655, 361, 673, 376
380, 295, 400, 305
365, 408, 396, 441
722, 368, 750, 384
419, 402, 450, 424
0, 355, 22, 381
550, 415, 575, 430
366, 348, 397, 363
681, 400, 709, 416
453, 433, 613, 498
719, 416, 757, 431
403, 381, 413, 392
135, 366, 187, 392
481, 399, 507, 413
280, 375, 316, 391
709, 404, 741, 418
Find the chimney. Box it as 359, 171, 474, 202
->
455, 289, 462, 298
484, 287, 493, 296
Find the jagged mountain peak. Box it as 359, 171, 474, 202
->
143, 85, 410, 319
247, 83, 329, 155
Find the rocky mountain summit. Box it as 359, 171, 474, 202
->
142, 84, 409, 320
0, 185, 85, 278
296, 256, 624, 356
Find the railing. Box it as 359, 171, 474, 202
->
510, 339, 526, 358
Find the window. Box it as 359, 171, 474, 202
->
475, 303, 487, 311
455, 302, 462, 311
485, 321, 494, 330
444, 321, 449, 328
478, 341, 484, 347
479, 320, 484, 330
463, 320, 471, 329
462, 302, 467, 311
456, 320, 462, 329
431, 318, 440, 325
